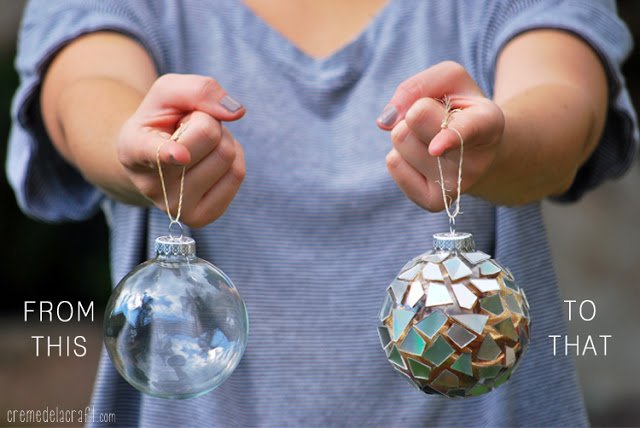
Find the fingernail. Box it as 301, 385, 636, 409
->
169, 153, 181, 165
377, 104, 397, 127
220, 95, 243, 113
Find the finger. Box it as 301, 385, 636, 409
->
376, 61, 481, 130
386, 148, 444, 212
165, 111, 224, 166
427, 102, 501, 157
182, 127, 237, 208
187, 141, 246, 228
404, 97, 446, 143
141, 73, 246, 122
390, 120, 443, 186
119, 127, 184, 170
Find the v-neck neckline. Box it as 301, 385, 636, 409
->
229, 0, 398, 77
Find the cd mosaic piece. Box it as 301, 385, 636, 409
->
378, 232, 531, 398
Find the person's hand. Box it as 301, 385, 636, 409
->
377, 61, 505, 211
117, 74, 246, 228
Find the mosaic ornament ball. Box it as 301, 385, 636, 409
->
378, 232, 531, 398
104, 236, 249, 399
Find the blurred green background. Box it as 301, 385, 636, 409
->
1, 1, 639, 426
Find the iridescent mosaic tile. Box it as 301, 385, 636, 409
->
414, 311, 447, 339
504, 346, 516, 367
450, 352, 473, 376
408, 358, 431, 380
446, 324, 476, 349
423, 336, 455, 367
467, 383, 490, 396
398, 263, 423, 281
493, 368, 512, 388
388, 345, 407, 369
432, 369, 459, 389
469, 278, 500, 293
400, 257, 421, 272
378, 325, 391, 349
461, 251, 491, 265
379, 292, 392, 321
421, 252, 450, 263
389, 279, 408, 304
398, 328, 426, 356
479, 260, 502, 276
480, 294, 504, 316
505, 294, 523, 316
405, 280, 425, 307
391, 308, 414, 341
443, 257, 473, 281
477, 335, 501, 361
421, 262, 444, 281
495, 318, 518, 341
451, 283, 477, 309
425, 282, 454, 307
503, 277, 518, 291
477, 365, 502, 379
451, 314, 488, 335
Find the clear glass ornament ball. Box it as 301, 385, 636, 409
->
104, 236, 249, 399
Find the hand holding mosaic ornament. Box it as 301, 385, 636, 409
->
378, 98, 531, 397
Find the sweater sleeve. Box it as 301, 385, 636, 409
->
6, 0, 166, 222
482, 0, 638, 202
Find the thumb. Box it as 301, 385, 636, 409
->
376, 61, 480, 130
141, 73, 246, 122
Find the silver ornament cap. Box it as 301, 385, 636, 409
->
155, 235, 196, 257
432, 232, 475, 252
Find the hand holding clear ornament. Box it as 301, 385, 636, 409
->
104, 124, 249, 399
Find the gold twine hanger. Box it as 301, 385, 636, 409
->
437, 96, 464, 234
157, 123, 188, 237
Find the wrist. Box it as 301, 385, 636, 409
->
56, 77, 150, 205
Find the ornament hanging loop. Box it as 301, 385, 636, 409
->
157, 123, 188, 234
437, 96, 464, 234
168, 220, 184, 239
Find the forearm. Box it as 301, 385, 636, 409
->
55, 76, 149, 204
470, 82, 603, 205
39, 32, 160, 205
472, 29, 609, 206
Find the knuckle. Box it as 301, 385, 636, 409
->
404, 98, 430, 130
153, 73, 178, 90
196, 77, 222, 100
215, 138, 237, 165
183, 212, 208, 229
397, 79, 420, 100
229, 160, 246, 183
136, 178, 159, 200
468, 121, 481, 140
385, 150, 402, 170
195, 117, 222, 144
390, 122, 409, 149
194, 204, 223, 227
116, 124, 137, 168
440, 60, 465, 76
423, 200, 440, 212
116, 144, 132, 168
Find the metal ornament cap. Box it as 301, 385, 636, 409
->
154, 235, 196, 257
433, 232, 475, 252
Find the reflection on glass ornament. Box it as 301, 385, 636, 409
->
104, 235, 248, 399
378, 232, 530, 398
